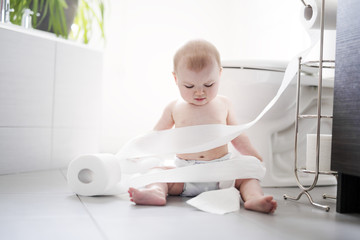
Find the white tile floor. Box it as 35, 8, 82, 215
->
1, 169, 359, 240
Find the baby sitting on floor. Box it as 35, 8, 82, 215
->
128, 39, 277, 214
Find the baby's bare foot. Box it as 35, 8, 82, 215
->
128, 187, 167, 206
244, 195, 277, 213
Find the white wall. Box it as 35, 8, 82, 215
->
100, 0, 312, 153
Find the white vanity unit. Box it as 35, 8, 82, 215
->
0, 23, 102, 174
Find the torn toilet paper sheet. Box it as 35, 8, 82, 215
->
186, 187, 240, 215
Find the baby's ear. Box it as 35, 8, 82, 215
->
172, 72, 178, 84
219, 67, 223, 76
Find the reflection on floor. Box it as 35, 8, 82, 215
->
0, 169, 359, 240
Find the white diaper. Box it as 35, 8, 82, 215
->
175, 153, 235, 197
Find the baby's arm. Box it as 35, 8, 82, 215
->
226, 98, 263, 161
153, 101, 176, 131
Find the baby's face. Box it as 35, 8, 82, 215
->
174, 60, 222, 106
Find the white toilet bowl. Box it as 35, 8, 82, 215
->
219, 60, 336, 187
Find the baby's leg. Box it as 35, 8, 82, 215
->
128, 182, 184, 206
128, 166, 184, 206
235, 179, 277, 213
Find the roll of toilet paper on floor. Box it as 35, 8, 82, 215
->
67, 154, 126, 196
306, 134, 332, 172
301, 0, 337, 30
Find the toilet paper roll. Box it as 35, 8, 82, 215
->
306, 134, 332, 172
301, 0, 337, 30
67, 154, 126, 196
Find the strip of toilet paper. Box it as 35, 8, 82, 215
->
67, 154, 265, 197
67, 0, 337, 214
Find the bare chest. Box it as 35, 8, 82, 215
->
172, 101, 228, 127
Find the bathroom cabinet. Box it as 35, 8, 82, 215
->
0, 24, 102, 174
331, 0, 360, 213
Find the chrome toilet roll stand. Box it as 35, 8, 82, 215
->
283, 0, 337, 212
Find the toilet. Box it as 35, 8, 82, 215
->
219, 60, 337, 187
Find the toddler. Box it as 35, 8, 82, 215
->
128, 39, 277, 213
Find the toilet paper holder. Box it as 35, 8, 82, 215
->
283, 0, 337, 212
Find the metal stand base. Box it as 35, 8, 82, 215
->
323, 194, 336, 200
283, 191, 330, 212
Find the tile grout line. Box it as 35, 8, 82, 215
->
76, 194, 110, 240
58, 169, 109, 240
50, 42, 57, 170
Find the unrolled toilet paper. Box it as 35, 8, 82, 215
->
67, 153, 266, 197
306, 134, 332, 172
67, 38, 320, 213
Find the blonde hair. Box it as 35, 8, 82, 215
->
173, 39, 221, 73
